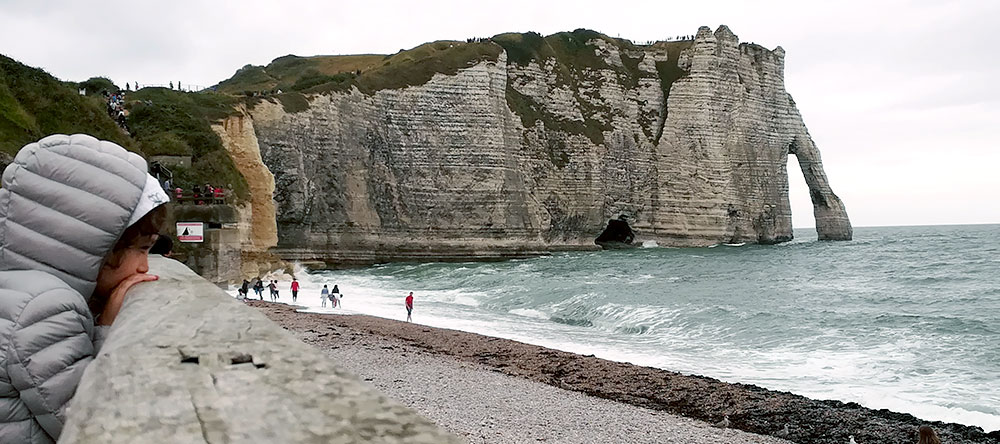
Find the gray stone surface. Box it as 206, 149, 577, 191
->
60, 256, 462, 444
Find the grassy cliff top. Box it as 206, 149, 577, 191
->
0, 54, 132, 159
216, 29, 641, 94
124, 87, 249, 200
214, 29, 695, 147
216, 54, 386, 94
0, 54, 248, 201
216, 40, 503, 97
3, 29, 694, 197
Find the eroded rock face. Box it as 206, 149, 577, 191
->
232, 25, 851, 264
211, 109, 282, 275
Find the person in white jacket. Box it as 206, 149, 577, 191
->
0, 134, 169, 443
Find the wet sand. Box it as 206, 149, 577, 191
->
249, 301, 998, 444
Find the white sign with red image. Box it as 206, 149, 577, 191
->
177, 222, 204, 242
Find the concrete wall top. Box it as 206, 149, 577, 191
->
173, 204, 239, 224
61, 256, 462, 444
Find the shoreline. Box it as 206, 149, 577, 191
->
250, 301, 999, 444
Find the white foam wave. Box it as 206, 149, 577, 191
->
280, 257, 1000, 432
509, 308, 549, 320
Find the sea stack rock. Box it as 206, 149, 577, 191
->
218, 25, 852, 264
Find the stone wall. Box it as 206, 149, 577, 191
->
171, 205, 242, 283
61, 256, 462, 443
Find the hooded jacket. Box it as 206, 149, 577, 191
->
0, 134, 154, 443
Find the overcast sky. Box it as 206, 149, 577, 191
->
2, 0, 997, 229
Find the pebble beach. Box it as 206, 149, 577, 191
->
249, 302, 999, 444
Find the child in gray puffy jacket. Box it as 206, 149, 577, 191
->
0, 134, 170, 443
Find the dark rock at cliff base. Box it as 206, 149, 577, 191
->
595, 217, 638, 249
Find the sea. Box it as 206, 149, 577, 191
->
270, 224, 999, 432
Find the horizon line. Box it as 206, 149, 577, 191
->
793, 222, 999, 230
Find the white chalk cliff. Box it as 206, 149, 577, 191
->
219, 25, 852, 264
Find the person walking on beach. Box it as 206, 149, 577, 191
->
321, 285, 329, 307
267, 280, 277, 302
272, 280, 280, 300
332, 284, 342, 308
290, 278, 299, 302
253, 278, 263, 299
239, 279, 250, 301
405, 292, 414, 322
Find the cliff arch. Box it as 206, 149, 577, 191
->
789, 135, 852, 240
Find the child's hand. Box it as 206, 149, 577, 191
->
97, 274, 159, 326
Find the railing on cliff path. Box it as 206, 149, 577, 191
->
61, 256, 461, 443
134, 83, 212, 92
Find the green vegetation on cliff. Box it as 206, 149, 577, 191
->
651, 40, 694, 143
217, 54, 385, 95
0, 54, 248, 202
77, 76, 120, 96
494, 30, 637, 145
125, 88, 249, 200
355, 41, 502, 93
214, 30, 694, 154
0, 55, 131, 160
217, 42, 502, 113
493, 30, 693, 145
3, 30, 698, 206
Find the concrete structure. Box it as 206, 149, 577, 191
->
149, 155, 192, 169
172, 205, 242, 283
61, 256, 462, 443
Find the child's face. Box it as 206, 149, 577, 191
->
94, 235, 157, 298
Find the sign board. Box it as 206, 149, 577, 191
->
176, 222, 204, 243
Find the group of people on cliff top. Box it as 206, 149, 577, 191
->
172, 183, 229, 205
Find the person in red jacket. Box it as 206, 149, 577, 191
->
290, 278, 299, 302
405, 292, 414, 322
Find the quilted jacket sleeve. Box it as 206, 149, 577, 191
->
1, 272, 95, 443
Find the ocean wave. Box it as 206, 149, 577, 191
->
544, 295, 691, 337
549, 316, 594, 327
292, 225, 1000, 430
873, 313, 998, 335
508, 308, 548, 320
